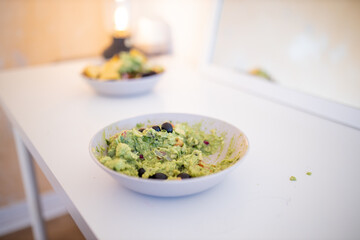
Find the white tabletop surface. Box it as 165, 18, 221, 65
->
1, 57, 360, 240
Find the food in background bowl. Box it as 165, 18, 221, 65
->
89, 113, 249, 197
82, 49, 164, 81
82, 49, 164, 96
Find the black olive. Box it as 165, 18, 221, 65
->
179, 164, 185, 171
152, 126, 161, 132
161, 122, 173, 133
138, 128, 145, 132
177, 173, 191, 179
142, 71, 157, 78
149, 173, 168, 180
138, 168, 145, 178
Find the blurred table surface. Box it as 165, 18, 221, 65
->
0, 56, 360, 240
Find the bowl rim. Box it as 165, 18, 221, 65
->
89, 112, 250, 185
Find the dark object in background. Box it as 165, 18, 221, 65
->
142, 71, 157, 78
103, 36, 130, 59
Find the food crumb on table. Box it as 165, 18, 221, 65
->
290, 176, 297, 181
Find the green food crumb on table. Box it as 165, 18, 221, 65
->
306, 172, 312, 176
290, 176, 297, 181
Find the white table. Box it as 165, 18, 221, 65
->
1, 57, 360, 240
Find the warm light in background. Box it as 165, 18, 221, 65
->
114, 0, 129, 37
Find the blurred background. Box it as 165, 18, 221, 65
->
0, 0, 359, 239
0, 0, 215, 239
213, 0, 360, 109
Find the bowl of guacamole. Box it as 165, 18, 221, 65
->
89, 113, 249, 197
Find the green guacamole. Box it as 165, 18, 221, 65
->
98, 122, 236, 180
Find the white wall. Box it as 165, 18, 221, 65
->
213, 0, 360, 109
129, 0, 216, 68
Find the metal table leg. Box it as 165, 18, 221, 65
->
12, 127, 47, 240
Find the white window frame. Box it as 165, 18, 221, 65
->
200, 0, 360, 130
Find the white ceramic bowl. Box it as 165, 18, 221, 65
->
89, 113, 249, 197
84, 73, 162, 96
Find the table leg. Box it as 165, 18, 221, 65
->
12, 127, 47, 240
